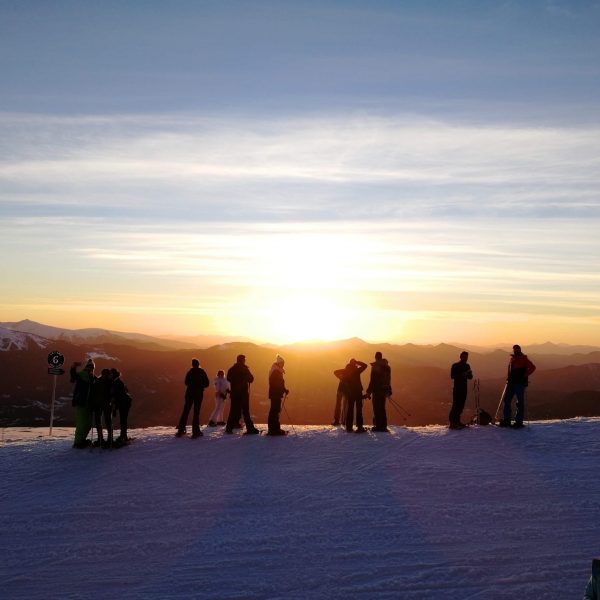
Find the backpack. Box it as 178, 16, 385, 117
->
473, 409, 493, 426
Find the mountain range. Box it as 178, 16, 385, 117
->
1, 320, 600, 428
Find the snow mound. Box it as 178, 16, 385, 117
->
1, 420, 599, 599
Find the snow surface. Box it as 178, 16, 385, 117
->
1, 420, 599, 599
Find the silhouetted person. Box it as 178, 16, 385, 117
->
208, 370, 230, 426
343, 359, 368, 433
226, 354, 259, 435
111, 368, 133, 445
584, 558, 600, 600
499, 344, 536, 429
268, 354, 289, 435
176, 358, 209, 438
367, 351, 391, 432
91, 368, 113, 447
449, 351, 473, 430
70, 358, 96, 448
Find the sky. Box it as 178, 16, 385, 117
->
1, 0, 599, 345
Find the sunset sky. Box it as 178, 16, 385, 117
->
1, 1, 599, 344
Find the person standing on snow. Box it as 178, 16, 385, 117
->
176, 358, 209, 438
226, 354, 259, 435
332, 366, 348, 426
343, 358, 368, 433
449, 351, 473, 429
366, 351, 391, 432
111, 368, 133, 445
90, 368, 114, 447
207, 370, 230, 427
70, 358, 96, 448
267, 354, 289, 436
499, 344, 536, 429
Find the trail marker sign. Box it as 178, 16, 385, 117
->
47, 351, 65, 367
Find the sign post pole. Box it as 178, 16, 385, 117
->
47, 351, 65, 437
49, 374, 57, 436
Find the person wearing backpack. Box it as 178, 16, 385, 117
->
366, 352, 391, 432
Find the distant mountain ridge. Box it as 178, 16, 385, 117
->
2, 320, 600, 428
0, 319, 243, 351
2, 319, 599, 355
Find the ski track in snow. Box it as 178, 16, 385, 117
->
1, 420, 599, 599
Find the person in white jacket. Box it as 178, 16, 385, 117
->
207, 370, 230, 426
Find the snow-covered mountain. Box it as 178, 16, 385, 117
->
0, 327, 50, 352
2, 420, 599, 599
0, 319, 252, 350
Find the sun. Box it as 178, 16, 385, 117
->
265, 292, 351, 343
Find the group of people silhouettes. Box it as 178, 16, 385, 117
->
71, 344, 536, 446
176, 353, 289, 437
332, 352, 392, 432
70, 359, 132, 448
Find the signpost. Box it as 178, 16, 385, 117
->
47, 352, 65, 435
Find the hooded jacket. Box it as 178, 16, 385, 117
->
268, 362, 287, 401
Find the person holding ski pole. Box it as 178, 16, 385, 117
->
176, 358, 209, 438
226, 354, 260, 435
343, 358, 368, 433
267, 354, 289, 436
366, 351, 391, 432
449, 351, 473, 430
499, 344, 536, 429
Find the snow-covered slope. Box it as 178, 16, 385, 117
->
0, 327, 49, 351
1, 420, 599, 599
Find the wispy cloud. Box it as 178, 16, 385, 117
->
1, 114, 599, 223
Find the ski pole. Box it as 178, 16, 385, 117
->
281, 392, 297, 435
473, 378, 480, 424
387, 397, 408, 422
389, 397, 410, 417
494, 383, 507, 423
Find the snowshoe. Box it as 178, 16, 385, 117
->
355, 427, 368, 433
191, 431, 203, 438
267, 429, 288, 436
244, 428, 261, 435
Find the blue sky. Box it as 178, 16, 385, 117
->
1, 1, 599, 343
